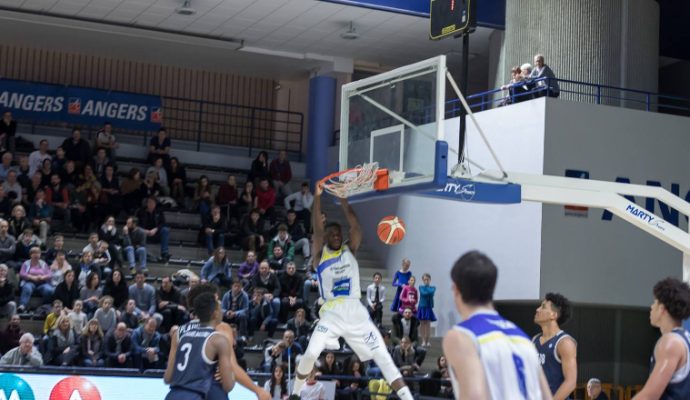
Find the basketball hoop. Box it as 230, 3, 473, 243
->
319, 162, 391, 198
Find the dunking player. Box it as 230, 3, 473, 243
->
184, 283, 271, 400
443, 251, 552, 399
633, 277, 690, 399
289, 184, 414, 400
533, 293, 577, 400
164, 291, 235, 399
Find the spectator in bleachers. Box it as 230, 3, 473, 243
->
302, 262, 319, 309
0, 332, 42, 366
147, 127, 171, 166
60, 159, 79, 189
25, 173, 44, 206
147, 157, 169, 196
49, 248, 72, 284
392, 308, 420, 344
46, 314, 80, 366
500, 65, 523, 105
137, 196, 171, 262
250, 261, 281, 320
0, 263, 16, 317
255, 178, 276, 221
94, 295, 117, 334
238, 250, 259, 288
263, 364, 288, 400
392, 336, 420, 377
73, 164, 100, 231
0, 187, 10, 218
216, 174, 238, 221
398, 276, 418, 314
278, 262, 303, 321
16, 156, 30, 189
0, 152, 16, 181
3, 170, 22, 203
390, 258, 412, 314
18, 246, 52, 312
62, 128, 91, 169
43, 300, 65, 335
29, 139, 51, 177
91, 147, 111, 179
53, 268, 79, 311
15, 228, 39, 267
270, 150, 293, 198
0, 220, 15, 269
143, 170, 161, 200
286, 307, 310, 350
268, 246, 289, 272
69, 299, 87, 332
241, 208, 266, 253
103, 269, 128, 310
194, 175, 212, 218
586, 378, 608, 400
168, 157, 186, 206
94, 122, 118, 162
39, 158, 54, 189
248, 151, 270, 186
0, 111, 16, 154
339, 356, 366, 400
100, 164, 122, 218
80, 318, 105, 367
319, 351, 342, 377
366, 272, 386, 326
530, 54, 560, 98
268, 224, 295, 265
285, 209, 310, 263
156, 276, 187, 332
123, 216, 147, 273
239, 180, 256, 218
200, 246, 232, 287
99, 216, 123, 269
131, 317, 161, 370
52, 146, 66, 173
122, 168, 146, 213
266, 329, 303, 372
86, 237, 112, 277
120, 299, 139, 330
129, 271, 163, 327
28, 189, 52, 244
82, 272, 103, 316
284, 182, 313, 230
248, 287, 277, 338
0, 314, 24, 354
203, 205, 227, 255
105, 322, 133, 368
221, 278, 249, 337
46, 174, 72, 230
76, 251, 98, 288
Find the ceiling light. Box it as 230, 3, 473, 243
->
175, 0, 196, 16
340, 21, 359, 40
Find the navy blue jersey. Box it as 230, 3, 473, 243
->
167, 320, 218, 397
650, 327, 690, 399
532, 330, 575, 396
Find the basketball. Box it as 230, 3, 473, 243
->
377, 216, 406, 245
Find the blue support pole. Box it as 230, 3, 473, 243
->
306, 76, 337, 189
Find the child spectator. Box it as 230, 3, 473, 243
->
299, 367, 325, 400
417, 273, 437, 347
263, 364, 288, 400
69, 299, 88, 332
76, 251, 97, 289
366, 272, 386, 326
81, 318, 105, 367
45, 304, 63, 344
390, 258, 412, 313
44, 235, 65, 266
94, 295, 117, 334
398, 276, 418, 314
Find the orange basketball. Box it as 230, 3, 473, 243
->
377, 216, 406, 245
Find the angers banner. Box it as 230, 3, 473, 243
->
0, 79, 163, 131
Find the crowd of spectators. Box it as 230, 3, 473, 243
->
500, 53, 560, 105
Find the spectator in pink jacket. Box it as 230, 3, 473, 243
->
18, 246, 53, 312
398, 276, 418, 314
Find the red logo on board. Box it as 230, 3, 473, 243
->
49, 376, 102, 400
151, 107, 163, 123
68, 98, 81, 115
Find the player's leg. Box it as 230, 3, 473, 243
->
290, 323, 337, 397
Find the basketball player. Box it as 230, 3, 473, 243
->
533, 293, 577, 400
164, 291, 235, 400
185, 283, 271, 400
443, 251, 552, 399
633, 277, 690, 399
289, 184, 414, 400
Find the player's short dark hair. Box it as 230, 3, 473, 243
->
287, 209, 296, 215
450, 251, 497, 305
653, 278, 690, 322
545, 292, 572, 326
186, 283, 219, 312
325, 222, 341, 232
193, 292, 218, 323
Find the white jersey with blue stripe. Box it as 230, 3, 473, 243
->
316, 245, 361, 301
450, 310, 544, 400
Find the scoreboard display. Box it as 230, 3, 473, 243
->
429, 0, 476, 40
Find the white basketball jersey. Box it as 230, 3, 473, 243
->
450, 310, 544, 400
316, 245, 361, 301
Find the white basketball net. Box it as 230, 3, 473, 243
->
321, 162, 380, 198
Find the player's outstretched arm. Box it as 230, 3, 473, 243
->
553, 337, 577, 400
633, 334, 685, 400
163, 326, 179, 385
443, 329, 490, 400
216, 323, 271, 400
340, 198, 361, 253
